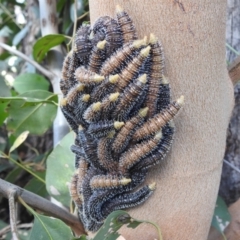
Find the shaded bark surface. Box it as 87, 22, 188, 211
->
219, 0, 240, 205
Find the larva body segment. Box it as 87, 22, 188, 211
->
88, 40, 107, 74
100, 92, 120, 119
116, 5, 137, 43
157, 76, 171, 111
66, 84, 85, 107
76, 158, 89, 197
92, 16, 123, 56
97, 133, 119, 172
134, 124, 174, 171
112, 74, 148, 120
69, 173, 82, 206
116, 46, 151, 91
78, 129, 105, 171
145, 34, 165, 118
73, 94, 90, 127
83, 102, 102, 123
112, 107, 148, 154
90, 74, 119, 102
90, 175, 131, 190
60, 98, 78, 132
75, 67, 104, 86
119, 131, 163, 174
87, 120, 123, 139
101, 183, 155, 218
133, 96, 184, 141
60, 52, 73, 96
75, 25, 92, 64
100, 39, 146, 76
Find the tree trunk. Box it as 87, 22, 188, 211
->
89, 1, 234, 239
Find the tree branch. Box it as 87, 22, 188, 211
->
0, 42, 54, 80
0, 179, 86, 236
8, 189, 19, 240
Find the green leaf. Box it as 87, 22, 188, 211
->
24, 173, 48, 198
46, 132, 75, 207
9, 130, 29, 153
33, 34, 68, 62
211, 196, 230, 238
93, 210, 163, 240
29, 214, 73, 240
13, 73, 50, 94
0, 76, 11, 97
6, 90, 57, 136
5, 166, 23, 183
93, 210, 131, 240
0, 101, 9, 126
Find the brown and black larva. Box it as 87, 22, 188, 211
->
60, 5, 184, 232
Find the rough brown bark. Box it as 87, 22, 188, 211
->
89, 1, 233, 239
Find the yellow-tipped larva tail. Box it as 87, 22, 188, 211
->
76, 84, 85, 91
107, 130, 116, 138
132, 39, 146, 49
138, 74, 147, 84
149, 33, 158, 44
82, 94, 90, 102
154, 130, 163, 140
114, 121, 124, 130
94, 74, 105, 83
138, 107, 149, 117
169, 120, 175, 128
60, 98, 67, 106
109, 92, 120, 102
121, 178, 131, 185
177, 95, 184, 106
116, 4, 124, 13
141, 46, 151, 57
109, 74, 119, 84
97, 40, 107, 49
78, 125, 84, 131
143, 36, 148, 45
162, 75, 169, 85
92, 102, 101, 111
149, 182, 156, 190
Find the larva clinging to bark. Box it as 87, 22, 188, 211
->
100, 38, 147, 76
90, 175, 131, 189
119, 130, 163, 174
133, 96, 184, 141
112, 107, 148, 154
116, 4, 138, 43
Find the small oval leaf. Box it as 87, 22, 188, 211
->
13, 73, 50, 94
9, 130, 29, 153
46, 132, 75, 206
33, 34, 68, 62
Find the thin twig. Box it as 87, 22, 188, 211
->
77, 11, 89, 21
223, 160, 240, 174
0, 42, 54, 80
0, 223, 32, 236
8, 189, 19, 240
0, 179, 86, 236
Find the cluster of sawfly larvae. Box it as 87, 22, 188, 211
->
60, 5, 184, 232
